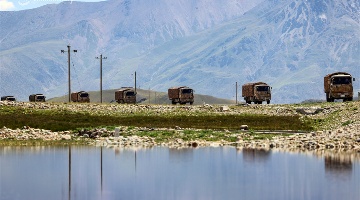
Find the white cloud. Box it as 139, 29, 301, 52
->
319, 14, 327, 20
0, 0, 15, 11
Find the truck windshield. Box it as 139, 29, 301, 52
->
256, 86, 269, 91
80, 93, 89, 97
181, 89, 193, 94
332, 77, 352, 85
7, 97, 15, 101
126, 91, 135, 96
37, 96, 45, 99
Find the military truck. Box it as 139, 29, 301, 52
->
324, 72, 355, 102
71, 91, 90, 103
29, 94, 46, 102
168, 86, 194, 105
242, 82, 271, 104
115, 87, 136, 104
1, 96, 16, 101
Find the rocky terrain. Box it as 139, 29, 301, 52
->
1, 101, 360, 152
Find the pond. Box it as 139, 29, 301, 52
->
1, 146, 359, 200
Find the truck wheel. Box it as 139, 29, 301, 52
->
246, 101, 251, 104
327, 98, 334, 102
172, 101, 176, 105
258, 101, 263, 104
190, 102, 194, 105
348, 97, 353, 101
267, 100, 270, 104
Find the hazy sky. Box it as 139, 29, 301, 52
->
0, 0, 103, 11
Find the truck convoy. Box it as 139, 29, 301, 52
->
29, 94, 46, 102
115, 87, 137, 104
1, 96, 16, 101
242, 82, 271, 104
71, 91, 90, 103
168, 86, 194, 105
324, 72, 355, 102
5, 72, 355, 104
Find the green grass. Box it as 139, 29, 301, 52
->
0, 138, 90, 146
342, 120, 353, 126
0, 105, 313, 132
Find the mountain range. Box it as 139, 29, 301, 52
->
0, 0, 359, 103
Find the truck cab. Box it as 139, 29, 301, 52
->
1, 96, 16, 101
253, 84, 271, 104
29, 94, 46, 102
324, 72, 354, 102
71, 91, 90, 103
180, 88, 194, 103
115, 87, 137, 104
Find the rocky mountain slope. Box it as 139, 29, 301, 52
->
0, 0, 359, 103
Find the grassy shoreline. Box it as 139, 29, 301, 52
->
0, 104, 313, 131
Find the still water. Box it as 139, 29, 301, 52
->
0, 146, 359, 200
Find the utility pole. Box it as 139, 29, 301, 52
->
236, 81, 238, 104
61, 45, 77, 103
134, 71, 137, 93
96, 54, 107, 103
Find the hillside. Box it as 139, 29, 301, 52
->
0, 0, 359, 103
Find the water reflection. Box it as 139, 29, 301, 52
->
324, 153, 353, 181
69, 146, 71, 200
169, 148, 194, 163
1, 146, 360, 200
241, 148, 271, 163
325, 154, 352, 171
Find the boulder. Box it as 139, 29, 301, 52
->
220, 106, 230, 112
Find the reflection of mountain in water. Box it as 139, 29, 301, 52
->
242, 148, 271, 163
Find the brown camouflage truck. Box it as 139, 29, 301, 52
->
115, 87, 136, 104
324, 72, 355, 102
71, 91, 90, 103
29, 94, 46, 102
168, 86, 194, 105
242, 82, 271, 104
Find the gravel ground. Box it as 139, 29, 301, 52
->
1, 101, 360, 152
